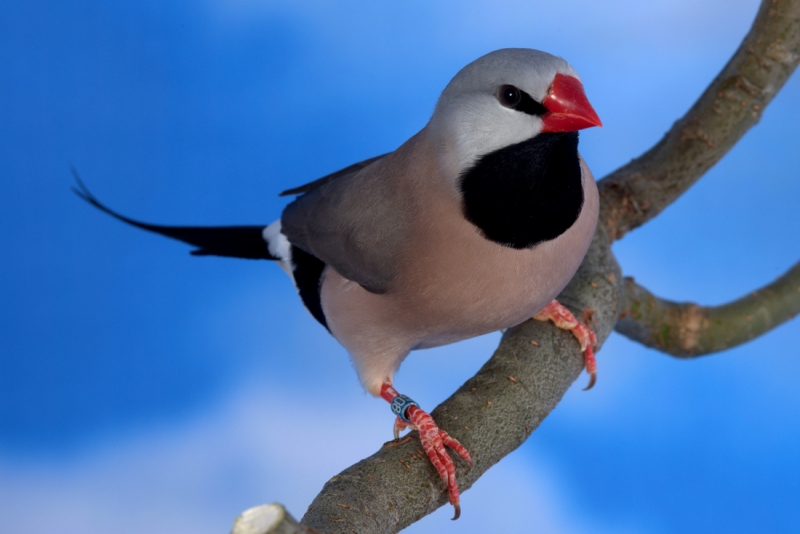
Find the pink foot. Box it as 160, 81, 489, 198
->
534, 300, 598, 389
381, 383, 472, 520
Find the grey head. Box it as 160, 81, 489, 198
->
427, 48, 579, 175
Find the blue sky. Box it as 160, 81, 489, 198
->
1, 0, 799, 532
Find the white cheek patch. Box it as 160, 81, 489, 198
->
427, 48, 580, 179
262, 220, 294, 279
442, 97, 541, 173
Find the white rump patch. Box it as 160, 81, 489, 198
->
262, 220, 293, 279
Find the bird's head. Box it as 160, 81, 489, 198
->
427, 48, 601, 176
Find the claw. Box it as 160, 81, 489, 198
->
584, 371, 597, 391
405, 404, 470, 516
393, 416, 407, 440
534, 300, 599, 389
582, 344, 597, 390
379, 383, 471, 519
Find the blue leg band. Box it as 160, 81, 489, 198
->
390, 394, 419, 423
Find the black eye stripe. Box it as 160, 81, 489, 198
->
497, 85, 548, 117
516, 90, 548, 117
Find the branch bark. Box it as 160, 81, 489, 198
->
615, 260, 800, 357
234, 1, 800, 532
598, 0, 800, 241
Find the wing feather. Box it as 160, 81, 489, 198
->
280, 154, 410, 294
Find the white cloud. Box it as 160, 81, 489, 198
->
0, 384, 382, 534
0, 381, 650, 534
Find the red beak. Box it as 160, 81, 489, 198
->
540, 73, 602, 133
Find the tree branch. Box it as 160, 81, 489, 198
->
598, 0, 800, 241
615, 260, 800, 357
296, 229, 622, 534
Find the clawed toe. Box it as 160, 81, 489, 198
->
381, 383, 471, 518
534, 300, 599, 388
406, 405, 470, 514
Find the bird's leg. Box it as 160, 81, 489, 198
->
380, 382, 472, 520
533, 300, 598, 389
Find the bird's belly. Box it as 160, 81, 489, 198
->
401, 238, 580, 350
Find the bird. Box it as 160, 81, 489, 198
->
74, 48, 602, 520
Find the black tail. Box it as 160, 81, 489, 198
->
71, 168, 277, 260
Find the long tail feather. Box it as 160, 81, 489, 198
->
71, 168, 276, 260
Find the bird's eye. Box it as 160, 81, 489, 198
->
496, 85, 548, 117
497, 85, 522, 108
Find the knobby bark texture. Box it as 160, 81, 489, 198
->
234, 2, 800, 533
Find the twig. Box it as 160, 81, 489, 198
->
615, 260, 800, 357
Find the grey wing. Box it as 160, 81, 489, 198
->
280, 157, 409, 294
278, 154, 388, 197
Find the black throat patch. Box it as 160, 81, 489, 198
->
458, 131, 583, 249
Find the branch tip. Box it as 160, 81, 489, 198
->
616, 260, 800, 357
